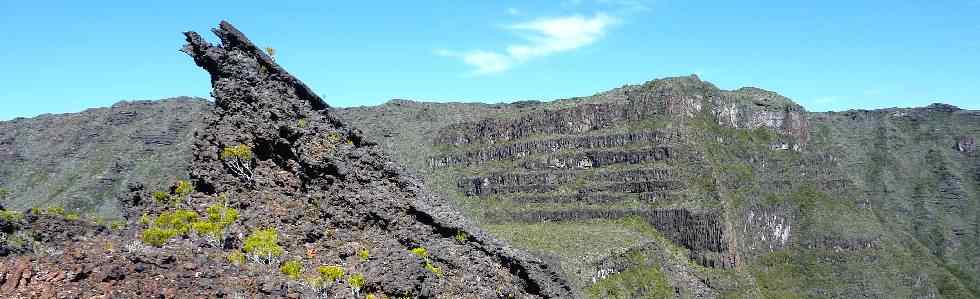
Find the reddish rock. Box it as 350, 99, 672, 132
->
1, 257, 31, 294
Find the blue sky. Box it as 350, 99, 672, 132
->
1, 0, 978, 120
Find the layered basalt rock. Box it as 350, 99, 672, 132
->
339, 75, 980, 296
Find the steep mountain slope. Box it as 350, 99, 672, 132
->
0, 98, 210, 217
337, 78, 980, 298
810, 105, 980, 297
0, 21, 574, 298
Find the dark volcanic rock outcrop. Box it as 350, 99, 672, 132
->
180, 21, 575, 297
0, 21, 575, 298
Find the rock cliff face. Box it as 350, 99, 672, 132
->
338, 78, 979, 297
180, 21, 574, 298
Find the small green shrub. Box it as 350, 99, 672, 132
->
221, 144, 254, 179
154, 210, 199, 235
357, 248, 370, 262
318, 265, 346, 282
228, 251, 247, 265
191, 221, 221, 237
409, 246, 442, 277
153, 191, 169, 203
142, 227, 178, 247
243, 228, 284, 263
192, 203, 239, 242
425, 261, 443, 277
64, 212, 81, 221
221, 144, 254, 161
326, 132, 344, 144
0, 187, 9, 201
46, 206, 66, 216
205, 203, 239, 226
409, 247, 428, 258
0, 210, 23, 222
281, 260, 304, 279
305, 276, 327, 291
348, 273, 365, 290
175, 180, 193, 198
139, 209, 199, 247
455, 230, 468, 243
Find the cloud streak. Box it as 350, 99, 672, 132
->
438, 13, 618, 75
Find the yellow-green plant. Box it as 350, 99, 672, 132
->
425, 261, 444, 278
45, 206, 66, 216
221, 144, 254, 160
243, 228, 283, 264
305, 276, 327, 294
65, 212, 81, 221
0, 210, 23, 222
206, 203, 239, 226
221, 144, 254, 180
455, 230, 468, 243
153, 191, 169, 202
108, 220, 127, 230
348, 273, 366, 297
228, 251, 247, 265
358, 248, 370, 262
318, 265, 345, 282
410, 246, 443, 277
326, 132, 344, 144
281, 260, 303, 279
265, 47, 276, 59
0, 187, 8, 201
142, 227, 178, 247
192, 203, 239, 246
153, 180, 194, 207
175, 180, 193, 197
409, 247, 428, 258
154, 210, 199, 235
140, 209, 199, 247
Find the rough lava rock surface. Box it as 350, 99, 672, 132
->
180, 21, 576, 298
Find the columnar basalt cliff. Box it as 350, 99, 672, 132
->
338, 77, 979, 297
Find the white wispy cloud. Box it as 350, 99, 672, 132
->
507, 8, 523, 16
438, 13, 618, 75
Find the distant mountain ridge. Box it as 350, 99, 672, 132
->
0, 97, 210, 216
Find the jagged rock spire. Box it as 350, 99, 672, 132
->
181, 21, 577, 298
